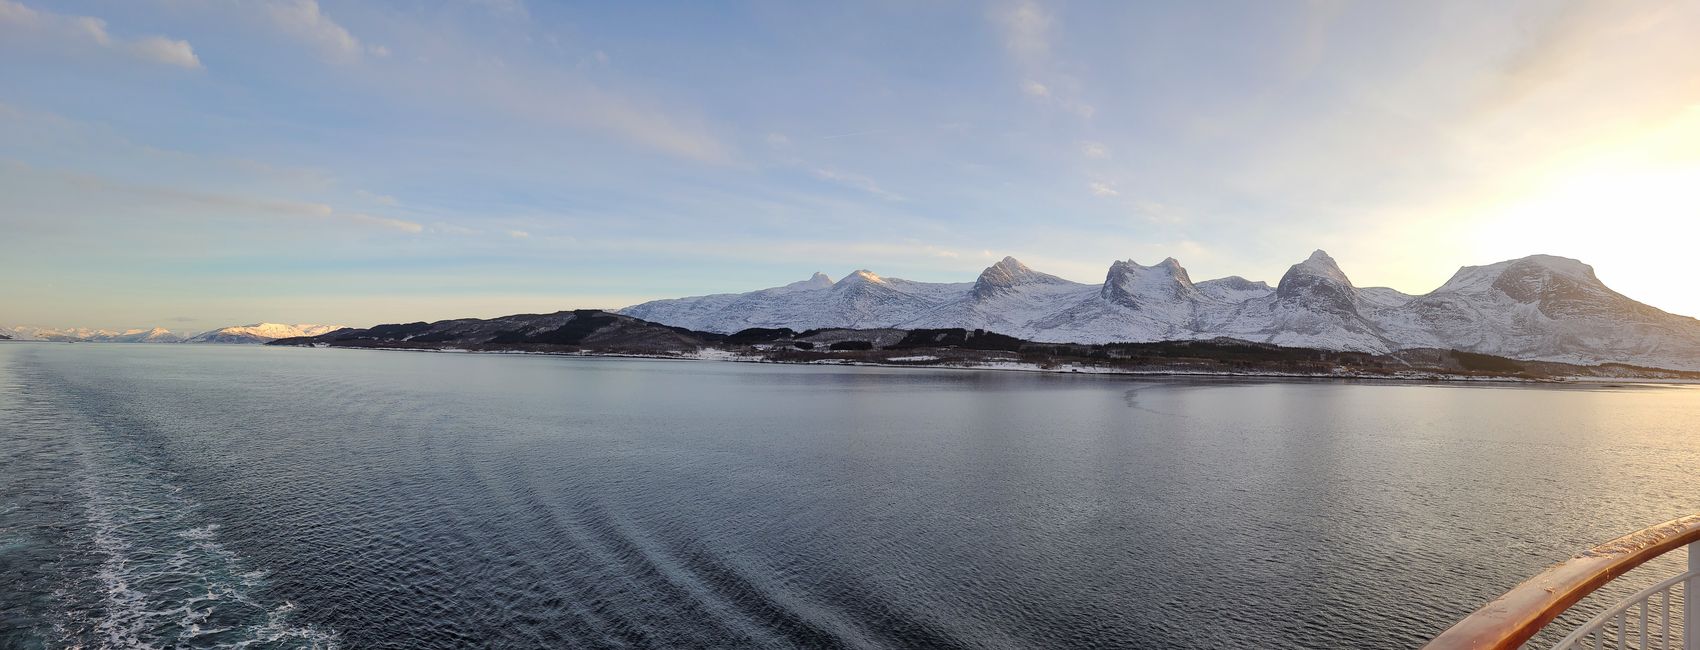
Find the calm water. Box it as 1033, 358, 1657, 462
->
1, 343, 1697, 649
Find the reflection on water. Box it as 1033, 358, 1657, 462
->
0, 343, 1696, 648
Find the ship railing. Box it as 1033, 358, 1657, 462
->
1425, 514, 1700, 650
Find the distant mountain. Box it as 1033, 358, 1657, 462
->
269, 310, 704, 352
105, 327, 188, 343
620, 251, 1700, 371
186, 323, 344, 344
0, 326, 186, 343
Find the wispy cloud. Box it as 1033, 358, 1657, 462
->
994, 1, 1093, 118
129, 36, 202, 69
354, 190, 401, 206
1081, 141, 1109, 158
263, 0, 387, 62
0, 0, 201, 68
996, 0, 1051, 64
4, 161, 422, 233
385, 40, 730, 162
1089, 181, 1118, 197
819, 129, 883, 140
466, 0, 529, 19
812, 168, 905, 201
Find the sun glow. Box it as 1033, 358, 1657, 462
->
1464, 110, 1700, 316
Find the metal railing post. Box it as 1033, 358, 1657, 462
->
1688, 541, 1700, 650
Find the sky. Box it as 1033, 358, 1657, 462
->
2, 0, 1699, 333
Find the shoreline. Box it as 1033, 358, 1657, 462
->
278, 342, 1700, 386
11, 340, 1695, 386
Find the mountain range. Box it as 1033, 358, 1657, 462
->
619, 251, 1700, 371
1, 323, 342, 344
184, 323, 345, 344
0, 326, 188, 343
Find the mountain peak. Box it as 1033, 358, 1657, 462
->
1101, 258, 1199, 307
1451, 254, 1622, 317
1276, 250, 1358, 312
1435, 254, 1601, 296
1513, 254, 1595, 278
187, 323, 344, 344
973, 256, 1070, 299
1285, 250, 1352, 287
781, 272, 834, 291
842, 269, 886, 284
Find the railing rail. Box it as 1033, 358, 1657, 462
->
1550, 569, 1692, 649
1425, 514, 1700, 650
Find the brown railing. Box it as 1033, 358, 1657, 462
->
1425, 514, 1700, 650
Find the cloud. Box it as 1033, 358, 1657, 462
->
341, 211, 424, 233
269, 3, 730, 163
506, 229, 531, 239
996, 1, 1052, 65
264, 0, 386, 63
4, 162, 424, 233
1081, 141, 1109, 158
466, 0, 529, 18
129, 36, 202, 69
1089, 181, 1118, 197
422, 56, 730, 163
994, 2, 1094, 119
355, 189, 401, 206
812, 168, 905, 201
1135, 201, 1185, 224
0, 0, 201, 69
1478, 2, 1681, 114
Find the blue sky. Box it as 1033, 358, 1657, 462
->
4, 0, 1699, 332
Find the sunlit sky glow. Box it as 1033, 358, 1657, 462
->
3, 0, 1699, 332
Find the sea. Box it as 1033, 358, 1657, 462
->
2, 342, 1696, 649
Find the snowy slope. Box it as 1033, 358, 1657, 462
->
186, 323, 344, 344
1383, 256, 1700, 369
900, 257, 1098, 335
620, 270, 974, 332
618, 251, 1700, 370
0, 326, 186, 343
106, 327, 187, 343
1206, 251, 1396, 352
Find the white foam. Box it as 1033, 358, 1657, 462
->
67, 443, 339, 649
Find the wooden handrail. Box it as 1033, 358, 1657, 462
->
1424, 514, 1700, 650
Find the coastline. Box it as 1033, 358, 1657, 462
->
10, 339, 1696, 385
276, 342, 1700, 386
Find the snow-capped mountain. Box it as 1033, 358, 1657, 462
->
105, 327, 188, 343
620, 251, 1700, 370
0, 326, 186, 343
185, 323, 344, 344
